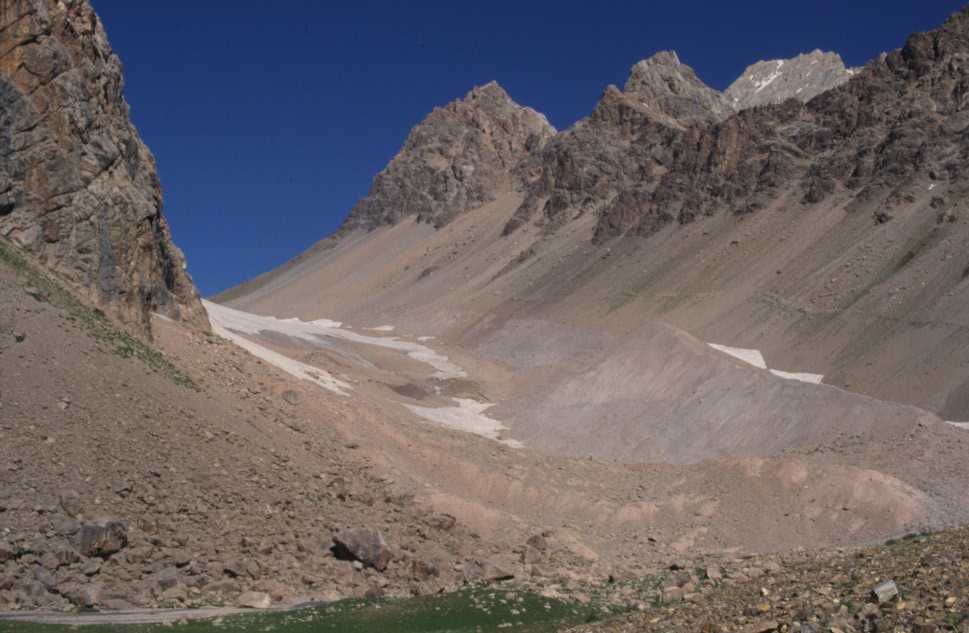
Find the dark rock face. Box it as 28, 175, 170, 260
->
725, 50, 858, 110
341, 81, 555, 231
0, 0, 206, 334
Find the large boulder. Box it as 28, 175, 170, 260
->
64, 583, 101, 608
237, 591, 271, 609
76, 519, 127, 558
332, 528, 393, 572
871, 580, 899, 604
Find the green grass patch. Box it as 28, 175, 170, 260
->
1, 588, 604, 633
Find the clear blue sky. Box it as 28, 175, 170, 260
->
93, 1, 965, 296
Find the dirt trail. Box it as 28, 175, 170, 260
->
0, 606, 258, 626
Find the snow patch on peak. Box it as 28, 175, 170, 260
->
753, 70, 783, 93
725, 49, 854, 111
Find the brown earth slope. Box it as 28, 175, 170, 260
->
0, 239, 496, 611
8, 227, 969, 613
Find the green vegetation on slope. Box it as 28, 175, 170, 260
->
0, 238, 197, 390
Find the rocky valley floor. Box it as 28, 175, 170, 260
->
4, 223, 969, 625
569, 527, 969, 633
4, 0, 969, 631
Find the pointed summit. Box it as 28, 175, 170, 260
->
341, 83, 554, 231
461, 80, 510, 106
459, 81, 556, 136
622, 51, 733, 125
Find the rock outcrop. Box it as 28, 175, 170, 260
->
725, 50, 859, 110
501, 46, 868, 237
336, 46, 865, 241
504, 53, 711, 235
503, 8, 969, 240
623, 51, 734, 126
0, 0, 206, 334
340, 81, 555, 231
591, 10, 969, 238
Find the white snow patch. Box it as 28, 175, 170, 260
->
405, 398, 523, 448
367, 325, 396, 332
203, 302, 520, 447
205, 301, 352, 396
311, 318, 343, 328
948, 421, 969, 430
928, 183, 937, 191
769, 369, 825, 384
708, 343, 825, 384
417, 336, 436, 342
203, 301, 465, 380
708, 344, 767, 369
151, 312, 174, 323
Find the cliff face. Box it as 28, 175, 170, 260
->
341, 81, 555, 232
0, 0, 206, 334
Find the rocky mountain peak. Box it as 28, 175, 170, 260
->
622, 51, 733, 125
725, 49, 859, 110
464, 80, 514, 105
341, 82, 555, 231
0, 0, 206, 334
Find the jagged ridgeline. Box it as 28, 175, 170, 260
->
337, 44, 861, 238
508, 47, 871, 238
333, 9, 967, 243
0, 0, 206, 334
